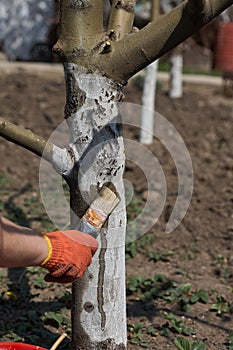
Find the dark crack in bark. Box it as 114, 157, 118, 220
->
70, 0, 92, 9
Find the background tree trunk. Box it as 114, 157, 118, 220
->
139, 60, 158, 144
169, 46, 183, 99
140, 0, 160, 145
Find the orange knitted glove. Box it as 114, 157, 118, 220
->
41, 230, 98, 283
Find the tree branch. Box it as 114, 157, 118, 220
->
0, 117, 53, 160
0, 118, 75, 175
54, 0, 103, 62
151, 0, 160, 20
108, 0, 136, 40
98, 0, 233, 83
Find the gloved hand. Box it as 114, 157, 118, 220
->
41, 230, 98, 283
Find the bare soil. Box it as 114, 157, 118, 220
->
0, 66, 233, 349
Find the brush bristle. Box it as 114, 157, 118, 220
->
92, 186, 119, 214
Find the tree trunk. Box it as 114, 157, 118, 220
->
140, 0, 160, 145
62, 63, 127, 349
169, 48, 183, 99
140, 60, 158, 144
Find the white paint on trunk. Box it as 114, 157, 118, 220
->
169, 54, 183, 99
140, 60, 158, 145
63, 63, 127, 348
51, 145, 75, 176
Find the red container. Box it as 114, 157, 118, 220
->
214, 22, 233, 72
0, 343, 47, 350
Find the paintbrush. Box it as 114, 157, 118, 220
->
79, 185, 120, 238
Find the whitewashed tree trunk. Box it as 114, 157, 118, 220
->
63, 63, 127, 349
161, 0, 183, 99
169, 53, 183, 98
140, 60, 158, 144
139, 0, 160, 145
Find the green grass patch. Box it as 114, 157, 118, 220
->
127, 274, 209, 312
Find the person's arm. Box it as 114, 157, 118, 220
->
0, 217, 48, 267
0, 217, 98, 283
